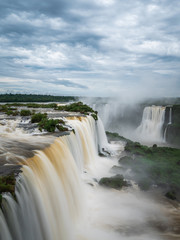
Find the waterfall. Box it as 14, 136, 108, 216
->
0, 114, 174, 240
96, 117, 110, 154
0, 116, 102, 240
96, 103, 112, 127
135, 106, 166, 143
164, 107, 172, 142
65, 116, 98, 170
92, 102, 121, 129
169, 107, 172, 124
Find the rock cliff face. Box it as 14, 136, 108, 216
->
166, 124, 180, 147
165, 105, 180, 147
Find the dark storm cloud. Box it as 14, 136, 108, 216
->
0, 0, 180, 97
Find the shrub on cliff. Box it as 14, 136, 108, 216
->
38, 118, 59, 132
38, 118, 68, 133
107, 131, 180, 200
99, 174, 128, 189
0, 175, 16, 206
31, 113, 47, 123
0, 105, 19, 116
57, 102, 98, 119
56, 125, 68, 132
20, 109, 32, 116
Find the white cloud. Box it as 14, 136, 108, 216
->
95, 0, 115, 7
3, 12, 67, 30
0, 0, 179, 98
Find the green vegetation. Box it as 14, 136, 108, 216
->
118, 156, 133, 164
0, 175, 16, 206
25, 103, 57, 108
125, 140, 180, 197
99, 174, 128, 189
0, 105, 19, 116
0, 103, 58, 117
0, 108, 32, 117
31, 113, 47, 123
5, 103, 57, 109
106, 131, 131, 142
38, 119, 60, 132
30, 113, 67, 132
58, 119, 65, 124
57, 101, 94, 113
57, 102, 98, 120
165, 191, 176, 200
107, 131, 180, 200
91, 113, 98, 121
0, 101, 98, 121
56, 124, 68, 132
0, 94, 77, 102
20, 109, 32, 116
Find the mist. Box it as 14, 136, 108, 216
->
81, 96, 180, 146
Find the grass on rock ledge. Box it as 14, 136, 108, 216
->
56, 102, 98, 120
0, 102, 98, 120
0, 175, 16, 207
31, 113, 68, 133
106, 131, 180, 201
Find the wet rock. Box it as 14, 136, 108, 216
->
165, 191, 177, 200
0, 173, 18, 206
99, 174, 129, 190
0, 165, 22, 176
87, 183, 94, 187
118, 156, 133, 164
177, 160, 180, 166
110, 165, 123, 173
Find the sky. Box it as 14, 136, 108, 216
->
0, 0, 180, 98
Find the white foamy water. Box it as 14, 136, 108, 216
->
135, 106, 166, 143
0, 115, 174, 240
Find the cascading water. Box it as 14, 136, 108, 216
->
135, 106, 166, 143
93, 103, 112, 128
92, 102, 124, 130
65, 116, 98, 169
164, 107, 172, 142
0, 116, 108, 240
96, 117, 110, 154
0, 137, 83, 240
0, 115, 175, 240
169, 107, 172, 125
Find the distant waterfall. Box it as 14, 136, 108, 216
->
164, 107, 172, 142
169, 107, 172, 124
96, 117, 109, 154
135, 106, 166, 143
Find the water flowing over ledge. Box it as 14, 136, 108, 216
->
0, 115, 176, 240
0, 116, 112, 240
135, 106, 166, 143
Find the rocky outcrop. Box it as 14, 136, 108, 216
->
165, 105, 180, 147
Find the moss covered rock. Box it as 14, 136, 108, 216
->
165, 191, 177, 200
0, 175, 16, 206
31, 113, 47, 123
99, 174, 128, 189
118, 156, 133, 164
20, 109, 32, 116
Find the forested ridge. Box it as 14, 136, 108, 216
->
0, 94, 78, 102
